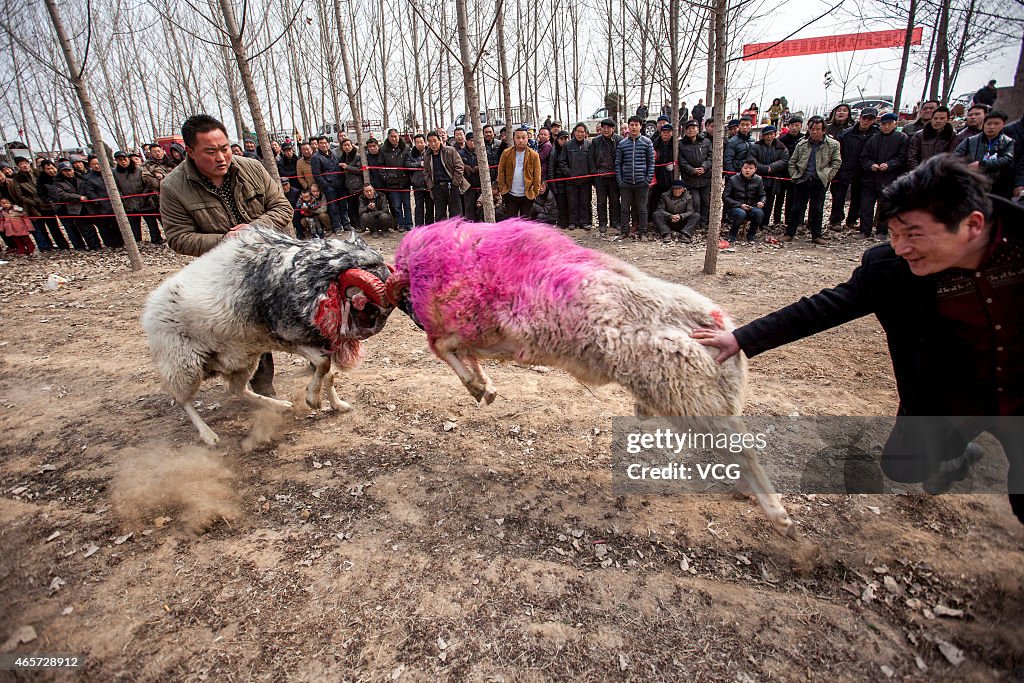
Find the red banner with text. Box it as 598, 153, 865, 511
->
743, 28, 923, 61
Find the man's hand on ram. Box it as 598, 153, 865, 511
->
690, 328, 740, 364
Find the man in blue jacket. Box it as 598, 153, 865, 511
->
615, 115, 655, 240
692, 155, 1023, 523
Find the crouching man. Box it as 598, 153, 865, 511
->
358, 185, 395, 237
652, 180, 699, 243
160, 114, 293, 397
692, 155, 1024, 524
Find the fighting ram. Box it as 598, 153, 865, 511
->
142, 226, 393, 446
386, 218, 795, 538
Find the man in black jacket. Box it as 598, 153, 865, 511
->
589, 118, 621, 235
857, 113, 908, 238
750, 126, 790, 227
678, 120, 712, 229
652, 180, 699, 242
776, 117, 805, 225
723, 159, 766, 243
692, 155, 1023, 523
830, 107, 879, 230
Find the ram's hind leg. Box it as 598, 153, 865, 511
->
227, 368, 294, 413
159, 345, 220, 446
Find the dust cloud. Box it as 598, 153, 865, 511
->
110, 444, 241, 533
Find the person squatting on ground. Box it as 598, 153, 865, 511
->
652, 180, 699, 243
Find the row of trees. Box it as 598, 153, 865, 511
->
1, 0, 1020, 271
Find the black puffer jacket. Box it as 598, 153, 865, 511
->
563, 138, 593, 186
50, 174, 85, 216
380, 138, 411, 189
408, 147, 428, 191
677, 135, 712, 188
723, 173, 766, 209
79, 170, 113, 214
548, 141, 570, 194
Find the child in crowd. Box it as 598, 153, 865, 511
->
297, 185, 330, 238
0, 198, 36, 255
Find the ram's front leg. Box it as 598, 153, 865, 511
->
435, 336, 496, 404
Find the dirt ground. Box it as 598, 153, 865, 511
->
1, 226, 1022, 682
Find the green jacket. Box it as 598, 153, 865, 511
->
788, 135, 841, 187
161, 155, 292, 257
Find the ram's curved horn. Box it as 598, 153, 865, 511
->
338, 269, 386, 308
385, 270, 410, 307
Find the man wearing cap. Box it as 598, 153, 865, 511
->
160, 114, 293, 397
830, 107, 879, 231
564, 123, 593, 229
276, 142, 298, 181
750, 125, 790, 227
588, 118, 621, 235
51, 160, 101, 250
678, 120, 712, 229
650, 124, 676, 218
857, 112, 908, 238
425, 131, 470, 220
650, 115, 670, 141
776, 117, 805, 226
653, 180, 699, 243
723, 117, 754, 172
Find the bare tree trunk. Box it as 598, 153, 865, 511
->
43, 0, 142, 270
892, 0, 917, 114
705, 13, 714, 110
220, 44, 246, 140
411, 8, 429, 132
216, 0, 284, 192
944, 0, 975, 103
496, 10, 514, 132
378, 0, 389, 128
704, 0, 727, 276
455, 0, 495, 222
928, 0, 949, 101
670, 0, 680, 176
333, 0, 369, 185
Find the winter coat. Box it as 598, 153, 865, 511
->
723, 132, 756, 173
311, 150, 340, 192
408, 148, 428, 191
49, 174, 87, 216
973, 85, 997, 107
459, 146, 481, 188
547, 141, 570, 194
563, 137, 593, 186
677, 135, 712, 189
296, 157, 315, 190
588, 133, 621, 174
358, 191, 390, 217
484, 139, 502, 180
652, 135, 675, 188
749, 138, 791, 190
615, 134, 655, 186
380, 139, 412, 189
1003, 116, 1024, 188
691, 103, 705, 121
733, 196, 1024, 416
955, 133, 1016, 196
859, 130, 909, 189
655, 189, 695, 216
113, 164, 148, 213
13, 170, 40, 215
836, 124, 879, 182
424, 145, 470, 193
338, 151, 365, 194
160, 155, 292, 257
723, 173, 766, 210
362, 150, 387, 190
537, 141, 552, 179
0, 209, 33, 236
277, 153, 298, 182
779, 131, 805, 154
496, 146, 542, 199
825, 119, 853, 141
79, 169, 113, 215
953, 125, 983, 149
788, 135, 842, 187
35, 173, 58, 215
907, 124, 956, 170
900, 118, 928, 137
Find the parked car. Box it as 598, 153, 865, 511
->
581, 107, 659, 137
446, 106, 535, 137
846, 96, 894, 119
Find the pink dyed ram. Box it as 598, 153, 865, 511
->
387, 218, 794, 538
